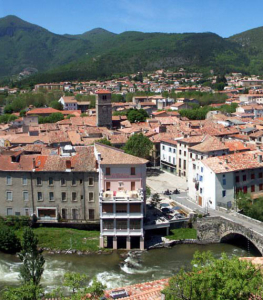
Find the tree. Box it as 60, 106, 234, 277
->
63, 272, 88, 294
2, 283, 43, 300
162, 251, 263, 300
151, 193, 161, 208
123, 133, 153, 159
87, 277, 106, 299
18, 228, 45, 287
50, 100, 63, 110
127, 109, 149, 123
0, 225, 21, 253
97, 138, 112, 146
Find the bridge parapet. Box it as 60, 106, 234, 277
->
196, 216, 263, 255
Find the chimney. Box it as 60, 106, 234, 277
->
66, 160, 71, 169
258, 155, 262, 163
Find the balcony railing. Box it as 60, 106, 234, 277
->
100, 189, 144, 202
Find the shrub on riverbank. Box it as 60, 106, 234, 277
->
0, 225, 21, 253
165, 228, 197, 240
16, 227, 101, 252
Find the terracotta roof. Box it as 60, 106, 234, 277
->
202, 150, 263, 174
189, 136, 228, 153
95, 143, 148, 165
224, 140, 249, 152
105, 278, 169, 300
96, 89, 112, 94
26, 108, 60, 115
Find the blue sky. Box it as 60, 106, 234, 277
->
0, 0, 263, 37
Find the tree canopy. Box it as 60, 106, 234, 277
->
127, 108, 149, 123
123, 133, 152, 159
162, 251, 263, 300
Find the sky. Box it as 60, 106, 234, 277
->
0, 0, 263, 37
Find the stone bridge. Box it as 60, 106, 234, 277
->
196, 216, 263, 255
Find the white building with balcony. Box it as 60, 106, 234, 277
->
94, 143, 148, 250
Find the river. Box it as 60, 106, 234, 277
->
0, 242, 259, 293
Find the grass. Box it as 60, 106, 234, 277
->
165, 228, 197, 240
16, 227, 102, 252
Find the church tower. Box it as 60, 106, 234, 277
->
96, 90, 112, 128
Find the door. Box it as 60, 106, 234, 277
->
131, 181, 136, 191
62, 209, 67, 219
198, 196, 202, 206
106, 182, 111, 191
72, 209, 78, 220
89, 209, 94, 220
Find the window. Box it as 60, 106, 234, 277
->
25, 208, 29, 216
179, 150, 182, 155
179, 158, 181, 168
183, 160, 186, 170
259, 172, 263, 179
243, 175, 246, 181
80, 179, 83, 184
162, 145, 165, 150
190, 153, 192, 158
22, 176, 27, 185
173, 157, 175, 164
173, 149, 176, 153
6, 176, 12, 185
169, 156, 171, 163
251, 174, 255, 180
88, 192, 94, 202
223, 179, 226, 185
106, 167, 111, 175
131, 167, 136, 175
236, 176, 239, 183
103, 220, 114, 230
89, 209, 94, 220
222, 190, 226, 197
37, 177, 42, 185
62, 209, 67, 219
49, 192, 54, 201
61, 178, 66, 186
201, 156, 203, 160
49, 177, 54, 186
184, 151, 186, 157
6, 191, 12, 201
169, 147, 172, 152
201, 167, 203, 173
37, 192, 43, 201
72, 178, 76, 186
88, 177, 94, 186
200, 188, 203, 194
15, 212, 20, 216
116, 204, 127, 213
199, 175, 203, 182
260, 184, 263, 191
23, 191, 29, 201
72, 209, 78, 220
243, 186, 247, 194
62, 192, 67, 201
72, 192, 77, 201
193, 164, 196, 170
251, 185, 255, 193
7, 208, 13, 216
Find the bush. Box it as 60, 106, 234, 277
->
0, 225, 21, 253
4, 215, 31, 229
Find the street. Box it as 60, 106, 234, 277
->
146, 170, 263, 236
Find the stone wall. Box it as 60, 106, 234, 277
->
196, 216, 263, 255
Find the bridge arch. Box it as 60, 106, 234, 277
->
220, 231, 262, 256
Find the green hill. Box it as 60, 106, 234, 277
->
0, 15, 91, 77
0, 15, 263, 83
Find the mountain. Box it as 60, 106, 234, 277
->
0, 15, 91, 77
0, 15, 262, 83
229, 27, 263, 74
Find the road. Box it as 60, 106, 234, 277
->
147, 171, 263, 236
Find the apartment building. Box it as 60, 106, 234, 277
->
95, 143, 148, 250
160, 139, 178, 174
0, 146, 99, 222
188, 150, 263, 210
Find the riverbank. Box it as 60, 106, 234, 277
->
15, 227, 111, 254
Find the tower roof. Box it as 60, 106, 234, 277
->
96, 89, 112, 94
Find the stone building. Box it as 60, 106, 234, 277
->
0, 146, 99, 222
96, 90, 112, 128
